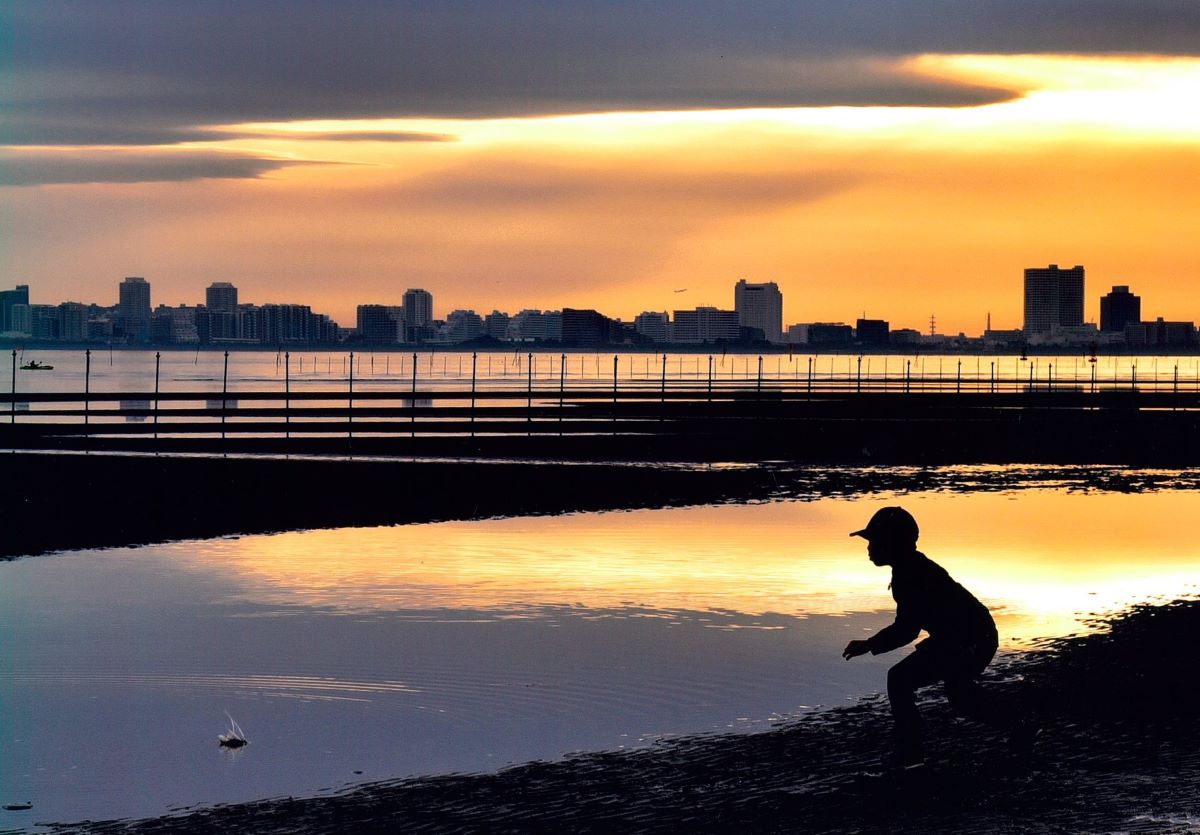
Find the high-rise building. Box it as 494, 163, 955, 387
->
1100, 285, 1141, 333
1023, 264, 1084, 335
484, 310, 510, 340
446, 309, 485, 343
1, 284, 30, 333
118, 276, 152, 342
561, 309, 614, 347
403, 289, 433, 327
206, 282, 238, 313
57, 302, 89, 341
634, 311, 670, 343
357, 305, 404, 343
673, 307, 740, 343
734, 279, 783, 343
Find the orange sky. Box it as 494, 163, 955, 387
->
4, 55, 1199, 334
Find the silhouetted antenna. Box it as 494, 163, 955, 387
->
929, 314, 936, 337
987, 311, 992, 332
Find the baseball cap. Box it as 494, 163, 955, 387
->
849, 506, 919, 543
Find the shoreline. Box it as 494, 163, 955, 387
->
5, 454, 1199, 560
36, 598, 1200, 834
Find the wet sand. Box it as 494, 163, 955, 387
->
36, 598, 1200, 834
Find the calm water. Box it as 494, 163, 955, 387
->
3, 482, 1200, 828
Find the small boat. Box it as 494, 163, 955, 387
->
19, 360, 53, 370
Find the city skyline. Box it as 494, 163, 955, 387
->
4, 266, 1196, 349
2, 4, 1198, 334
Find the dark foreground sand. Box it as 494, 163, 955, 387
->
40, 598, 1200, 834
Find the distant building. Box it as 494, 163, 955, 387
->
0, 284, 30, 333
855, 318, 890, 346
403, 288, 433, 326
1028, 323, 1100, 347
28, 304, 58, 340
205, 282, 238, 313
509, 309, 558, 342
118, 276, 152, 343
258, 303, 339, 344
1100, 285, 1141, 333
787, 322, 854, 346
484, 310, 510, 340
673, 307, 741, 343
983, 328, 1025, 348
56, 302, 89, 341
446, 309, 485, 342
542, 310, 563, 341
1125, 318, 1196, 347
561, 308, 614, 347
357, 304, 404, 343
1024, 264, 1084, 336
734, 279, 783, 343
153, 304, 201, 343
889, 328, 922, 346
634, 311, 670, 343
8, 304, 31, 336
205, 283, 238, 339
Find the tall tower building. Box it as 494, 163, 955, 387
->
119, 276, 152, 342
1100, 285, 1141, 333
206, 282, 238, 313
403, 288, 433, 327
1023, 265, 1084, 336
733, 279, 783, 343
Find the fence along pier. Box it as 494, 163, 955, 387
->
2, 351, 1199, 463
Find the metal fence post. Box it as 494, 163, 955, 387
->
527, 352, 533, 431
411, 352, 417, 437
284, 351, 291, 438
154, 351, 161, 438
222, 350, 229, 439
84, 349, 91, 427
470, 352, 477, 437
348, 351, 354, 439
9, 349, 15, 424
559, 352, 566, 435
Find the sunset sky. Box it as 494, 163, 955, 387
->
3, 1, 1198, 334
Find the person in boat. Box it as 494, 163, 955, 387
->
842, 506, 1031, 768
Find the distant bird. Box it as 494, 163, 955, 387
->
674, 288, 688, 293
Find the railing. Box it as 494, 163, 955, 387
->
5, 348, 1200, 460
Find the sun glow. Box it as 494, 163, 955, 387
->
202, 54, 1200, 163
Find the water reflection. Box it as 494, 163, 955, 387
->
4, 483, 1200, 825
120, 399, 151, 422
191, 490, 1200, 647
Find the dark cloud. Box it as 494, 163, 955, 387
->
0, 151, 304, 186
2, 1, 1198, 146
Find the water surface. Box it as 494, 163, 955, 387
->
3, 484, 1199, 827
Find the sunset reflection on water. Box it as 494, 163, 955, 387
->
190, 487, 1200, 647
